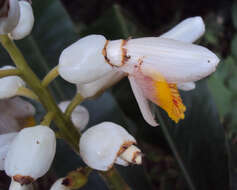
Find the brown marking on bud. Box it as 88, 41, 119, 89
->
102, 40, 113, 66
121, 39, 131, 66
132, 151, 143, 164
62, 177, 71, 187
117, 141, 135, 156
36, 140, 39, 144
13, 175, 34, 185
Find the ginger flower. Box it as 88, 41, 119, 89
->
59, 17, 219, 126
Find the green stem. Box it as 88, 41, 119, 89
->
16, 86, 39, 101
41, 112, 55, 126
0, 35, 80, 151
0, 68, 21, 78
100, 168, 131, 190
42, 66, 59, 87
65, 93, 84, 119
156, 110, 196, 190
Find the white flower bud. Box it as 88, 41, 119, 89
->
77, 70, 125, 98
9, 178, 33, 190
79, 122, 142, 171
0, 65, 25, 99
4, 125, 56, 185
58, 35, 113, 84
0, 132, 17, 170
50, 178, 69, 190
59, 101, 89, 131
9, 0, 34, 40
0, 0, 20, 34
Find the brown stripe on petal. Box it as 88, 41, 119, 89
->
117, 141, 135, 156
13, 175, 34, 185
121, 39, 131, 66
102, 40, 113, 66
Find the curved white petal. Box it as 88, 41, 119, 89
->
177, 82, 196, 91
160, 16, 205, 43
50, 178, 69, 190
128, 76, 158, 127
9, 179, 33, 190
9, 1, 34, 40
124, 37, 219, 83
77, 70, 125, 98
115, 157, 129, 166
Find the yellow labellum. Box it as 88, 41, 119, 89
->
152, 73, 186, 123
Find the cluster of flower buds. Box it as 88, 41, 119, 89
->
79, 122, 142, 171
4, 125, 56, 189
59, 101, 89, 131
58, 16, 220, 126
0, 0, 34, 39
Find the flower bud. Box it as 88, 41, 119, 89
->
0, 0, 20, 34
0, 65, 25, 99
58, 35, 113, 84
0, 132, 17, 170
58, 101, 89, 131
50, 178, 69, 190
79, 122, 142, 171
9, 0, 34, 40
4, 125, 56, 185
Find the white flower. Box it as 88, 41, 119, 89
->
59, 101, 89, 131
50, 178, 69, 190
0, 65, 25, 99
9, 0, 34, 40
58, 17, 219, 126
4, 125, 56, 185
0, 132, 17, 170
0, 0, 20, 34
79, 122, 142, 171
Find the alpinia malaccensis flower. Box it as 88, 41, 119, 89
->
79, 122, 142, 171
0, 0, 20, 34
0, 65, 25, 99
50, 178, 70, 190
59, 101, 89, 131
9, 0, 34, 40
4, 125, 56, 185
9, 178, 33, 190
58, 16, 219, 126
0, 132, 17, 170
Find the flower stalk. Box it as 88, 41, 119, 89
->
0, 68, 21, 78
42, 66, 59, 87
65, 93, 84, 119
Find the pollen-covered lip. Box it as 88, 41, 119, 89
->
13, 174, 34, 185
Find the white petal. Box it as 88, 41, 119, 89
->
9, 179, 33, 190
0, 114, 20, 134
0, 132, 17, 147
1, 97, 35, 119
9, 1, 34, 40
160, 16, 205, 43
123, 37, 219, 83
128, 76, 158, 127
4, 126, 56, 181
0, 0, 20, 34
59, 101, 89, 131
177, 82, 196, 91
0, 66, 25, 99
58, 35, 113, 84
79, 122, 136, 171
50, 178, 69, 190
77, 70, 125, 98
115, 157, 129, 166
